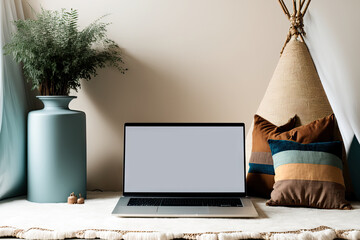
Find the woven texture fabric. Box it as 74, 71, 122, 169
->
266, 140, 351, 209
247, 114, 335, 198
255, 39, 332, 126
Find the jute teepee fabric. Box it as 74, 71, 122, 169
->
245, 0, 353, 198
254, 38, 332, 125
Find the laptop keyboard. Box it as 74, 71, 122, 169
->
127, 198, 243, 207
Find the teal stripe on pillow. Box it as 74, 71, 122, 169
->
273, 150, 343, 170
248, 163, 275, 175
268, 139, 342, 158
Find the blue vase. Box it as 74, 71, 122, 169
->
28, 96, 86, 203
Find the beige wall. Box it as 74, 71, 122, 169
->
23, 0, 288, 191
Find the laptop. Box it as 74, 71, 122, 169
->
112, 123, 258, 217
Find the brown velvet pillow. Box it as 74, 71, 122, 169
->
247, 114, 335, 198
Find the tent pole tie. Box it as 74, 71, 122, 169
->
278, 0, 311, 55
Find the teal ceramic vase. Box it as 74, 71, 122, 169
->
28, 96, 86, 203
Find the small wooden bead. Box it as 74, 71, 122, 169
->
77, 193, 85, 204
67, 192, 77, 204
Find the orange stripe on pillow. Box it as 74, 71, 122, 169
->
274, 163, 345, 186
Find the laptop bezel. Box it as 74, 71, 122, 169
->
122, 123, 247, 198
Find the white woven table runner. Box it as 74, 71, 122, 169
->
0, 191, 359, 239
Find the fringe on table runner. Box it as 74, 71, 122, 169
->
1, 225, 360, 240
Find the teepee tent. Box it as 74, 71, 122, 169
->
245, 0, 352, 195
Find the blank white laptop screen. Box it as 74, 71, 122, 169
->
124, 125, 245, 193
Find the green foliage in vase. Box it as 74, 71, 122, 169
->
4, 8, 127, 95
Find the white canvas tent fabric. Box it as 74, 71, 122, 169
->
304, 1, 360, 199
304, 1, 360, 152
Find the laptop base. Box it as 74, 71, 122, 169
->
112, 196, 258, 218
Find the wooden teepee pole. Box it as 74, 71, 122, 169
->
278, 0, 290, 19
300, 0, 305, 10
279, 0, 311, 55
302, 0, 311, 15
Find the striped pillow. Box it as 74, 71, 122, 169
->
246, 115, 297, 198
266, 140, 351, 209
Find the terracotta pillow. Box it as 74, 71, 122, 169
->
246, 114, 335, 198
266, 139, 351, 209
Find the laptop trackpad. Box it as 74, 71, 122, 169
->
158, 207, 209, 215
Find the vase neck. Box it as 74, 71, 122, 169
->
37, 96, 76, 110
